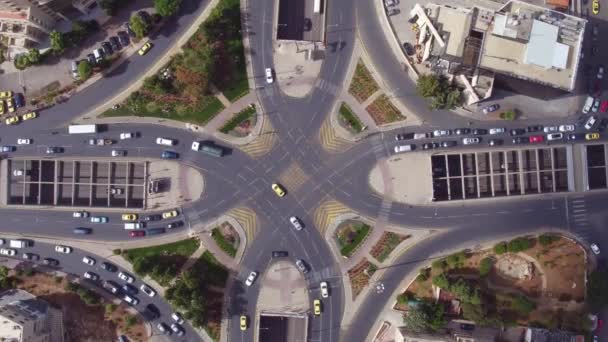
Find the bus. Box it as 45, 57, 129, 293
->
191, 142, 224, 157
68, 124, 97, 134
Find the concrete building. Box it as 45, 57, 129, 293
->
0, 289, 64, 342
524, 327, 583, 342
409, 0, 585, 104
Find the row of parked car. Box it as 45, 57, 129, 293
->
71, 210, 183, 238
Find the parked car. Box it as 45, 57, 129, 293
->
454, 128, 470, 135
138, 42, 153, 56
55, 245, 72, 254
167, 221, 184, 229
559, 124, 575, 132
43, 258, 59, 266
433, 129, 451, 137
598, 118, 608, 132
101, 262, 117, 272
592, 98, 601, 113
46, 147, 63, 154
118, 272, 135, 283
597, 65, 604, 79
585, 116, 598, 130
123, 294, 139, 306
440, 141, 457, 148
109, 36, 121, 51
161, 151, 179, 159
140, 284, 156, 297
82, 256, 96, 266
526, 125, 543, 133
83, 271, 99, 281
295, 259, 309, 274
547, 133, 563, 141
488, 139, 503, 146
512, 137, 528, 144
567, 133, 585, 141
489, 127, 506, 135
144, 214, 162, 222
462, 137, 480, 145
422, 142, 439, 150
482, 104, 499, 114
529, 135, 544, 143
543, 126, 558, 133
117, 31, 130, 46
472, 128, 488, 135
101, 41, 113, 55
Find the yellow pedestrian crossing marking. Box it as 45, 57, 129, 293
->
278, 162, 309, 193
319, 117, 353, 153
240, 116, 277, 158
313, 199, 352, 236
227, 207, 258, 242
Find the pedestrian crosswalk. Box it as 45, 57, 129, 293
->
240, 116, 278, 158
567, 196, 591, 242
278, 162, 309, 193
227, 207, 258, 242
313, 199, 352, 235
316, 78, 340, 96
318, 117, 353, 153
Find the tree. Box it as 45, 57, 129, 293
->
403, 301, 447, 333
507, 237, 531, 253
416, 74, 442, 98
511, 295, 535, 315
78, 60, 92, 80
432, 274, 450, 289
49, 30, 66, 54
397, 293, 410, 304
539, 234, 560, 246
0, 266, 9, 279
14, 54, 30, 70
479, 257, 493, 277
446, 251, 467, 268
130, 15, 149, 39
154, 0, 182, 17
99, 0, 118, 16
445, 89, 462, 109
27, 48, 40, 64
493, 241, 507, 255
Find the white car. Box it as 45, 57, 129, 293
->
82, 256, 96, 266
543, 126, 558, 133
123, 294, 139, 306
559, 124, 575, 132
111, 150, 126, 157
17, 138, 31, 145
120, 132, 134, 140
462, 137, 480, 145
245, 271, 258, 286
591, 243, 601, 255
12, 169, 24, 176
585, 116, 598, 130
433, 129, 450, 137
84, 271, 99, 281
140, 283, 156, 297
90, 216, 108, 223
0, 249, 16, 256
171, 323, 185, 336
598, 66, 604, 79
73, 211, 89, 218
320, 281, 329, 298
489, 127, 506, 135
290, 216, 303, 231
547, 133, 563, 141
394, 144, 414, 153
172, 312, 184, 324
265, 68, 274, 84
156, 137, 175, 146
118, 272, 135, 283
0, 239, 5, 245
55, 245, 72, 254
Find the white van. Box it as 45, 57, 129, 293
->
582, 96, 594, 114
394, 144, 414, 153
124, 222, 143, 230
156, 137, 175, 146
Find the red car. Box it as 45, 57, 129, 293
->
597, 319, 603, 332
129, 231, 145, 237
601, 101, 608, 112
529, 135, 544, 143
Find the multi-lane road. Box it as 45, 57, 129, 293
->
0, 0, 607, 341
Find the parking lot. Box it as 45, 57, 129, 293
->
431, 147, 571, 201
5, 159, 147, 208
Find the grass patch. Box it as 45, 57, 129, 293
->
366, 94, 404, 125
123, 238, 199, 286
220, 66, 249, 102
337, 221, 372, 257
101, 95, 225, 125
211, 228, 237, 257
370, 232, 409, 262
348, 61, 379, 103
338, 102, 364, 133
219, 104, 256, 134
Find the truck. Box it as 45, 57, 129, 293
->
9, 239, 31, 248
87, 138, 113, 146
69, 124, 97, 134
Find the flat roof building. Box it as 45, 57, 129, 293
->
0, 289, 64, 342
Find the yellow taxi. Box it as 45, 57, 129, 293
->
21, 112, 37, 120
138, 42, 152, 56
0, 91, 12, 98
162, 209, 178, 219
240, 315, 247, 331
586, 132, 600, 140
593, 0, 600, 14
271, 183, 285, 197
0, 101, 4, 115
313, 299, 321, 316
122, 213, 138, 221
5, 116, 19, 125
6, 98, 14, 113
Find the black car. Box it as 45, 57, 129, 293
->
454, 128, 470, 135
272, 251, 288, 258
122, 284, 138, 295
512, 137, 528, 144
422, 142, 439, 150
167, 220, 184, 229
161, 151, 179, 159
109, 36, 121, 51
117, 31, 130, 46
125, 22, 136, 38
440, 141, 457, 148
472, 128, 488, 135
526, 125, 543, 133
86, 53, 96, 65
144, 214, 162, 222
510, 128, 525, 136
101, 262, 117, 272
403, 42, 415, 56
303, 18, 312, 31
42, 258, 59, 266
575, 115, 588, 128
103, 280, 120, 294
460, 323, 475, 331
488, 139, 503, 146
567, 133, 584, 141
395, 133, 414, 141
101, 41, 113, 55
146, 304, 161, 319
46, 147, 63, 154
597, 118, 608, 132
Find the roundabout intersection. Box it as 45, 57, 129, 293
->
0, 0, 606, 341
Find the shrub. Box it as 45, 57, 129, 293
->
507, 237, 531, 253
539, 234, 561, 246
113, 249, 122, 255
431, 259, 447, 270
78, 60, 93, 80
500, 110, 517, 120
432, 273, 450, 289
416, 273, 429, 283
397, 293, 409, 304
105, 303, 117, 314
493, 242, 507, 255
446, 251, 467, 268
14, 55, 30, 70
479, 257, 493, 277
125, 315, 137, 327
512, 294, 535, 315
